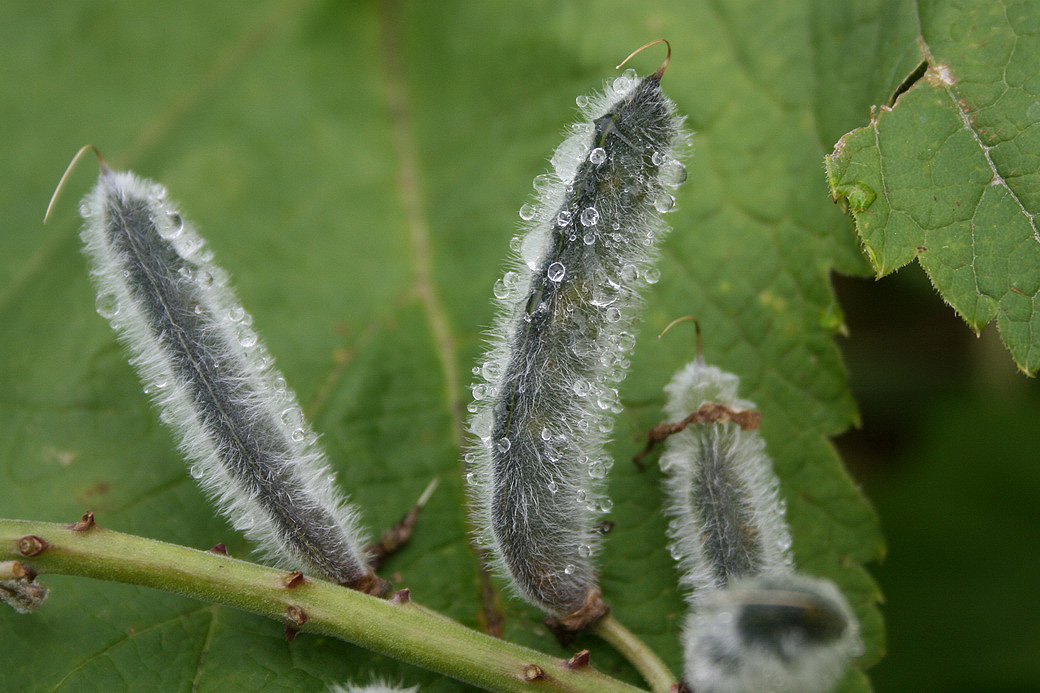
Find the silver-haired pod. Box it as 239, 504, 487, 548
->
681, 573, 860, 693
659, 354, 794, 596
466, 41, 689, 630
656, 346, 860, 691
78, 163, 385, 595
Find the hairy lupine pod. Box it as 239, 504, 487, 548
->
466, 44, 689, 628
659, 356, 793, 599
657, 350, 860, 691
681, 574, 861, 693
78, 165, 385, 595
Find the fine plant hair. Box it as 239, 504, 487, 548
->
681, 574, 861, 693
465, 45, 689, 628
655, 335, 860, 691
77, 161, 385, 595
659, 353, 793, 598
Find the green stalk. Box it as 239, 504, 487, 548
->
1, 518, 643, 693
593, 614, 677, 693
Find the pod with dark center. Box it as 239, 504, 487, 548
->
466, 41, 690, 630
75, 157, 384, 595
681, 574, 861, 693
659, 353, 794, 598
654, 334, 860, 691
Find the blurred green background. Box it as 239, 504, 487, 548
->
836, 267, 1040, 692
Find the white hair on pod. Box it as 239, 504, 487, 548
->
657, 347, 860, 691
660, 357, 794, 600
465, 47, 690, 629
681, 574, 861, 693
78, 165, 385, 595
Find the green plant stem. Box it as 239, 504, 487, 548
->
593, 614, 676, 693
1, 518, 644, 693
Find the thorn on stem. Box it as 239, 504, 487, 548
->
391, 588, 411, 604
68, 511, 96, 531
522, 664, 546, 681
17, 536, 48, 557
565, 650, 590, 669
207, 543, 229, 555
280, 571, 308, 589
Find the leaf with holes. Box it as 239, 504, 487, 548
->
826, 1, 1040, 374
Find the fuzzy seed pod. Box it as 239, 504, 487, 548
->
681, 574, 860, 693
656, 348, 860, 691
466, 49, 689, 629
78, 165, 384, 595
660, 356, 794, 599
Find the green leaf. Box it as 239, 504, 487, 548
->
826, 0, 1040, 374
1, 1, 884, 691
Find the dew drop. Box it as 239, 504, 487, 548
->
617, 332, 637, 351
575, 94, 590, 108
588, 459, 607, 479
578, 544, 592, 558
620, 264, 638, 282
237, 327, 258, 348
660, 160, 688, 187
95, 293, 120, 319
228, 306, 246, 323
644, 267, 661, 284
582, 232, 596, 245
521, 232, 545, 270
579, 206, 599, 227
563, 564, 576, 575
467, 402, 478, 413
78, 202, 93, 218
518, 203, 537, 221
466, 471, 477, 485
493, 277, 509, 299
589, 147, 606, 165
533, 174, 552, 192
555, 210, 573, 227
291, 428, 305, 442
540, 427, 552, 441
189, 463, 204, 479
481, 360, 502, 381
472, 383, 488, 400
572, 379, 591, 397
654, 192, 676, 213
161, 211, 184, 239
281, 406, 303, 428
599, 499, 614, 513
547, 262, 566, 283
576, 489, 587, 503
547, 481, 559, 494
471, 409, 493, 438
496, 437, 512, 453
604, 307, 622, 323
651, 151, 666, 166
598, 418, 615, 434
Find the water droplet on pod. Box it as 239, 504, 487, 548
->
579, 206, 599, 226
547, 262, 566, 282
